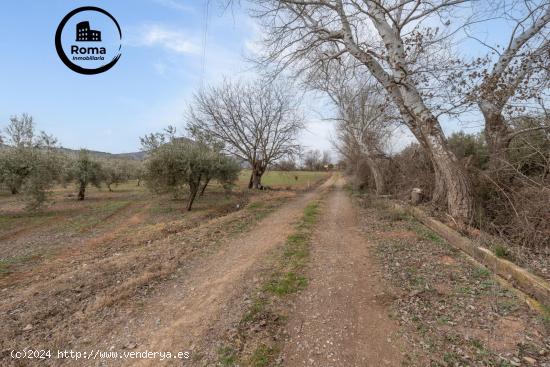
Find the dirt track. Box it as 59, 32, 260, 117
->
281, 178, 402, 366
113, 176, 337, 366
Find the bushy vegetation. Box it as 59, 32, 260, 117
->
143, 131, 241, 211
0, 115, 145, 208
0, 114, 64, 209
347, 127, 550, 253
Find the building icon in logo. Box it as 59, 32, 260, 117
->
76, 21, 101, 42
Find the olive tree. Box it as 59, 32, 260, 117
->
0, 114, 64, 209
65, 150, 104, 200
102, 159, 131, 191
144, 137, 240, 211
186, 79, 303, 189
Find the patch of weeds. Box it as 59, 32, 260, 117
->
443, 351, 463, 364
415, 323, 430, 335
424, 231, 445, 245
247, 202, 264, 210
493, 244, 511, 259
410, 223, 446, 245
242, 297, 268, 324
471, 339, 490, 357
264, 272, 307, 295
249, 344, 278, 367
411, 275, 427, 288
478, 279, 497, 293
301, 202, 319, 226
264, 201, 318, 296
381, 208, 410, 222
0, 261, 9, 275
473, 266, 491, 279
540, 304, 550, 328
455, 285, 475, 296
437, 315, 451, 325
0, 253, 37, 275
284, 233, 308, 257
497, 298, 520, 315
218, 346, 238, 366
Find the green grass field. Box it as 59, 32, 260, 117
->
238, 170, 328, 189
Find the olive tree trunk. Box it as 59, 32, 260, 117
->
199, 177, 211, 196
78, 181, 86, 200
187, 178, 201, 211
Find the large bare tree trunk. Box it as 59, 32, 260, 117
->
334, 2, 474, 221
480, 105, 510, 172
365, 156, 384, 195
413, 130, 446, 206
432, 163, 446, 206
401, 87, 474, 222
423, 121, 474, 222
369, 161, 386, 195
249, 160, 266, 189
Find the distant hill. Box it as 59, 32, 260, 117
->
56, 147, 146, 160
0, 143, 146, 160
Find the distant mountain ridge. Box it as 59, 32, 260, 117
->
0, 143, 146, 160
57, 147, 146, 160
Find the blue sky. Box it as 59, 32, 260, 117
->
0, 1, 524, 155
0, 0, 334, 153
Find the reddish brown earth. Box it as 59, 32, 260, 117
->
2, 175, 548, 366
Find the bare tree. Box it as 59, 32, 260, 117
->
329, 77, 393, 195
466, 1, 550, 170
251, 0, 476, 222
306, 58, 395, 195
303, 149, 322, 170
186, 79, 303, 189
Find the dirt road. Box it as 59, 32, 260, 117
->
118, 176, 336, 366
280, 178, 402, 366
5, 174, 545, 366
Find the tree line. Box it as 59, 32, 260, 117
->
248, 0, 549, 226
0, 114, 145, 208
1, 80, 309, 211
245, 0, 549, 251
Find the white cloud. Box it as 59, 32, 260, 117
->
130, 24, 200, 55
152, 0, 194, 13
